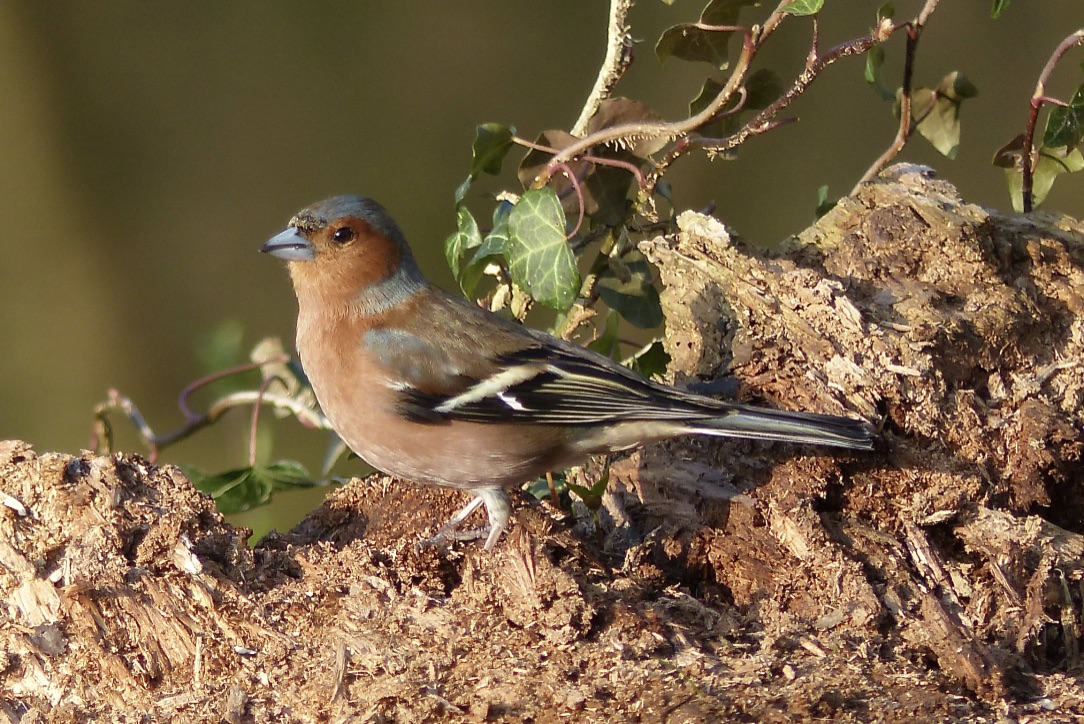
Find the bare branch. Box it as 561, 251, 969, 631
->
854, 0, 941, 190
92, 385, 328, 462
647, 22, 893, 191
571, 0, 635, 137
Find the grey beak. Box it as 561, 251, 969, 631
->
260, 228, 315, 261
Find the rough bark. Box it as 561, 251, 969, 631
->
2, 166, 1082, 721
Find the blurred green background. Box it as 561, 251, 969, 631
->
2, 2, 1082, 538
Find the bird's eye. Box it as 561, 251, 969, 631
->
331, 226, 355, 244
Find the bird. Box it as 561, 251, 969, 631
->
261, 195, 874, 550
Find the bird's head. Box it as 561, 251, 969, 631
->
262, 195, 426, 314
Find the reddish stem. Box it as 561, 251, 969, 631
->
1021, 28, 1084, 212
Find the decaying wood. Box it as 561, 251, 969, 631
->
2, 165, 1083, 720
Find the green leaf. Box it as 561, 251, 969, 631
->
627, 339, 671, 378
864, 45, 894, 101
524, 470, 568, 501
584, 165, 634, 226
655, 178, 674, 207
516, 130, 636, 224
470, 123, 516, 177
877, 3, 895, 20
906, 71, 978, 159
453, 176, 472, 205
597, 250, 664, 329
784, 0, 824, 15
459, 203, 513, 296
744, 68, 784, 110
444, 205, 482, 279
1002, 144, 1084, 212
990, 0, 1009, 19
321, 433, 351, 476
690, 77, 741, 137
586, 310, 621, 360
815, 184, 836, 218
1025, 145, 1084, 210
991, 133, 1026, 169
518, 130, 578, 189
566, 462, 610, 511
507, 188, 581, 311
196, 319, 245, 375
656, 24, 734, 68
689, 68, 781, 139
699, 0, 757, 22
185, 461, 318, 515
1042, 85, 1084, 149
655, 0, 757, 68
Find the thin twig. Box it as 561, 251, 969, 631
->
646, 20, 894, 191
853, 0, 940, 190
571, 0, 636, 137
1022, 28, 1084, 212
536, 26, 758, 186
537, 0, 804, 186
94, 388, 328, 462
248, 376, 277, 467
513, 136, 647, 188
177, 357, 289, 423
554, 161, 587, 238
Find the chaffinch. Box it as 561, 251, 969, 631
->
262, 195, 873, 550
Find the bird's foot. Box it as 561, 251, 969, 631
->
420, 488, 511, 551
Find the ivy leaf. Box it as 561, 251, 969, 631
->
1005, 145, 1084, 212
470, 123, 516, 177
586, 310, 621, 360
656, 0, 758, 68
815, 184, 836, 218
517, 130, 634, 225
784, 0, 824, 15
584, 165, 634, 226
444, 205, 482, 279
459, 202, 513, 296
744, 68, 784, 110
597, 250, 664, 329
864, 45, 895, 101
627, 339, 671, 379
991, 133, 1026, 169
905, 71, 979, 159
518, 130, 578, 189
699, 0, 757, 24
1042, 84, 1084, 150
587, 98, 667, 157
321, 433, 352, 476
656, 25, 735, 69
453, 176, 472, 205
185, 461, 318, 515
507, 188, 581, 311
690, 69, 781, 140
690, 78, 740, 139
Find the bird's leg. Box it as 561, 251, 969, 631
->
478, 488, 512, 551
424, 488, 512, 550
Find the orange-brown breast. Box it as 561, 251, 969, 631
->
295, 290, 575, 490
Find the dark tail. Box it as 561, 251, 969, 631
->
687, 405, 874, 450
